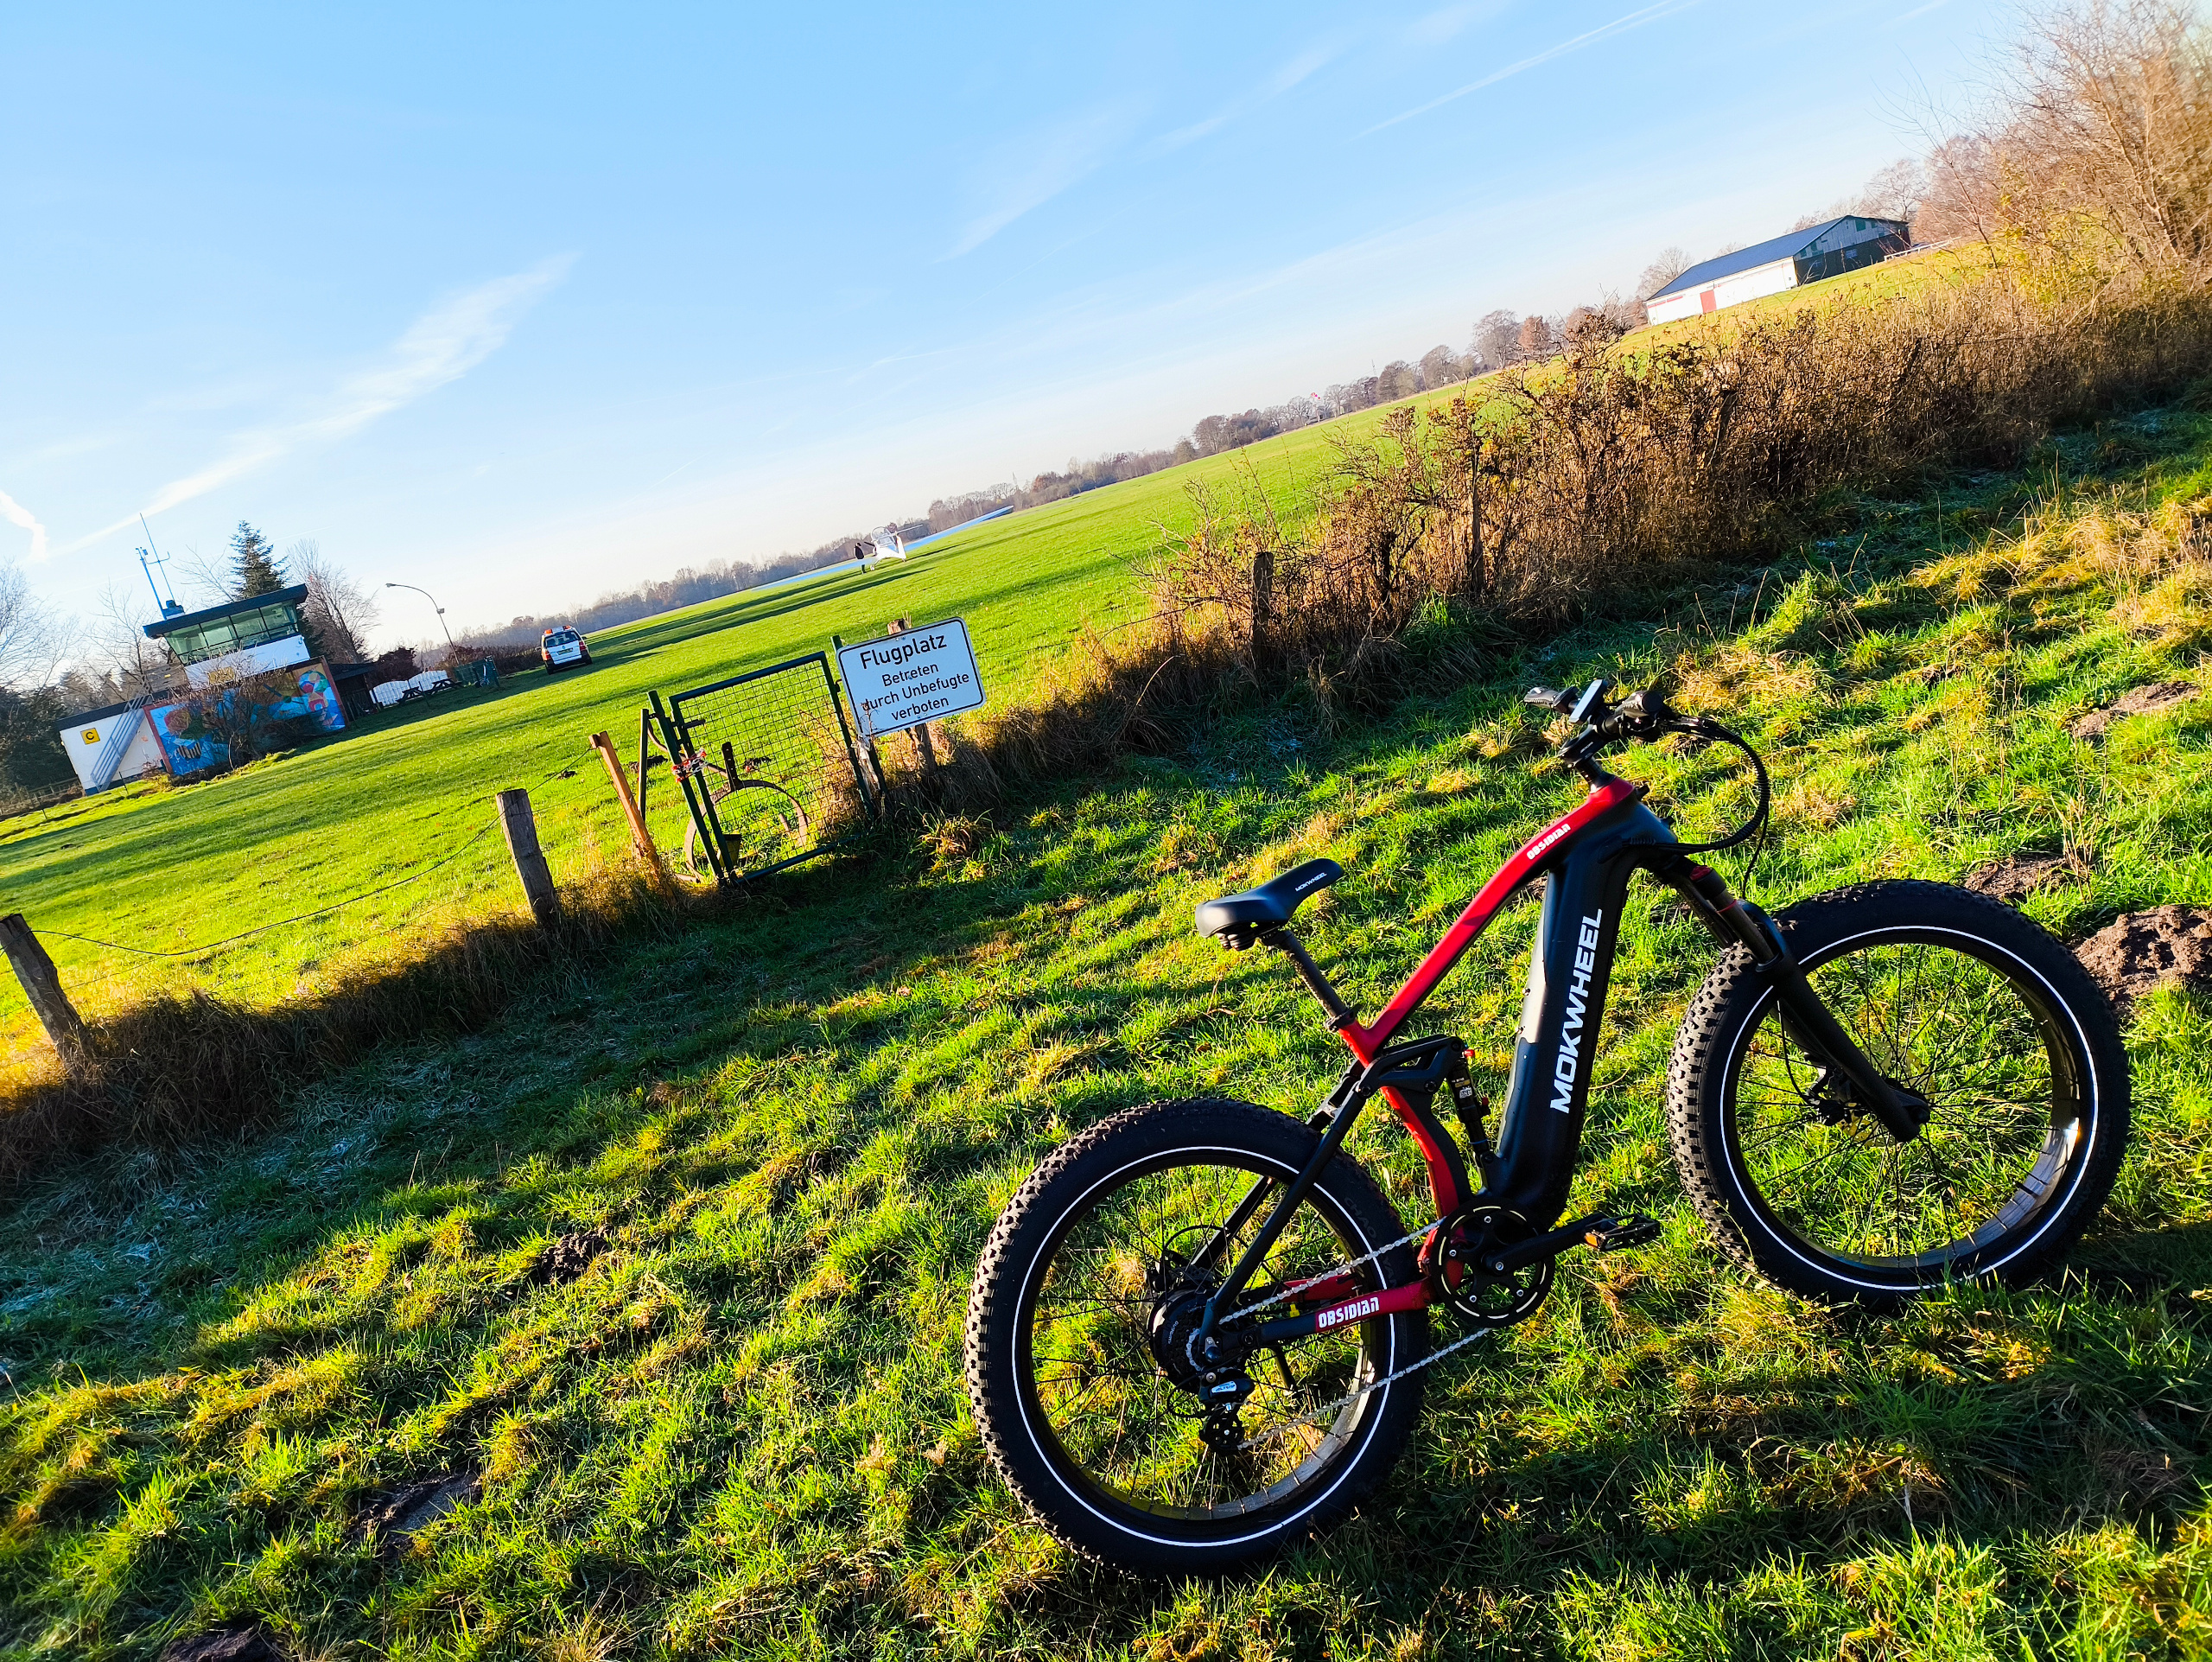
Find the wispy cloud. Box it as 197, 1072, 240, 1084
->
1366, 0, 1702, 136
946, 104, 1144, 259
1405, 2, 1508, 48
75, 256, 574, 545
0, 489, 48, 564
1152, 37, 1349, 155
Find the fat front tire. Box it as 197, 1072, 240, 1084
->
1668, 880, 2129, 1308
964, 1098, 1427, 1574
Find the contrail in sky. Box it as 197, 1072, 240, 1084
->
72, 255, 575, 549
1364, 0, 1702, 136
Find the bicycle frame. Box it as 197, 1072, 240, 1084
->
1198, 767, 1786, 1344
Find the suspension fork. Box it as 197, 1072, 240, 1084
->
1661, 856, 1926, 1142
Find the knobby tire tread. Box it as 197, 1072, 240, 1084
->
1665, 879, 2129, 1307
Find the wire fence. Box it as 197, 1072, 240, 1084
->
0, 560, 1163, 1086
0, 759, 613, 1091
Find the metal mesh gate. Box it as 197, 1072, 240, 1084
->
652, 653, 876, 885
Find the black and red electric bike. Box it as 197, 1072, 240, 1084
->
964, 679, 2130, 1572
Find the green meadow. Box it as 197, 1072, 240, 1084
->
0, 411, 1353, 1075
2, 405, 2207, 1657
0, 252, 1951, 1080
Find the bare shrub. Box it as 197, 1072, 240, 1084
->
1147, 260, 2212, 700
1927, 1, 2212, 279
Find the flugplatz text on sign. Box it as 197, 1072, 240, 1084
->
836, 619, 988, 739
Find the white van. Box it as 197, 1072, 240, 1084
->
542, 627, 591, 672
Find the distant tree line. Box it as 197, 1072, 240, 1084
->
445, 131, 2041, 658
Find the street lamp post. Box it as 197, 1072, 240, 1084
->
386, 583, 456, 654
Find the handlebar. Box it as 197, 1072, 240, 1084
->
1524, 677, 1771, 855
1527, 676, 1683, 744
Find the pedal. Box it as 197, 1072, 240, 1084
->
1583, 1214, 1661, 1253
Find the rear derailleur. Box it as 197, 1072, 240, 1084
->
1143, 1250, 1262, 1450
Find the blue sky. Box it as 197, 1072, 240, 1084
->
5, 1, 2001, 650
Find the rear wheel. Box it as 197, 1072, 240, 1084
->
1668, 880, 2129, 1307
965, 1098, 1427, 1573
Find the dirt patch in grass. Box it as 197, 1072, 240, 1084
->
2074, 906, 2212, 1000
1964, 850, 2091, 905
531, 1226, 610, 1285
2069, 680, 2198, 739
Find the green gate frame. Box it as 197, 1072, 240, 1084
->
649, 651, 878, 887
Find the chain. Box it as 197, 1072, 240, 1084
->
1219, 1213, 1445, 1325
1239, 1322, 1494, 1453
1220, 1211, 1501, 1454
1159, 1209, 1501, 1452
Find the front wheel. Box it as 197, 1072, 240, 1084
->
1668, 880, 2129, 1308
964, 1098, 1427, 1573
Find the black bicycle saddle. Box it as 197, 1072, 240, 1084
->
1195, 857, 1344, 946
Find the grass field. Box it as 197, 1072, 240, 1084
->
2, 402, 2206, 1657
0, 249, 1969, 1086
0, 408, 1351, 1076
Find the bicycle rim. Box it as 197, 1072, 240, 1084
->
1016, 1149, 1393, 1522
1725, 929, 2086, 1274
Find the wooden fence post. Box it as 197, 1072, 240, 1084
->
0, 914, 89, 1076
592, 730, 667, 885
1251, 547, 1274, 670
495, 789, 561, 927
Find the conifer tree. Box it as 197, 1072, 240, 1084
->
229, 523, 287, 597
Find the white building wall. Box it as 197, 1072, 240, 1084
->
185, 633, 310, 688
57, 709, 165, 793
1802, 217, 1905, 257
1646, 254, 1802, 325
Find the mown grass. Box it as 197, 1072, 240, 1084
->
0, 252, 1961, 1088
2, 406, 2208, 1657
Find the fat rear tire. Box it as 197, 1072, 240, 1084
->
1667, 880, 2129, 1309
964, 1098, 1427, 1574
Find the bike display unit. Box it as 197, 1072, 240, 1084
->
965, 678, 2132, 1572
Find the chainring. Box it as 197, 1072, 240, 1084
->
1426, 1203, 1554, 1328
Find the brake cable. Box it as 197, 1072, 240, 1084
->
1660, 715, 1771, 856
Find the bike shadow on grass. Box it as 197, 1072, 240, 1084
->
1313, 1232, 2212, 1608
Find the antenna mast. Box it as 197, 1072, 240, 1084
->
137, 514, 177, 614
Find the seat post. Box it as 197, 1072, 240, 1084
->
1262, 927, 1354, 1028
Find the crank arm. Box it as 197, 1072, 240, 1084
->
1483, 1210, 1661, 1275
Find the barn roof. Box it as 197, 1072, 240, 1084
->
1647, 217, 1909, 301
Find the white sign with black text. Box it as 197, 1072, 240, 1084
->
836, 619, 987, 739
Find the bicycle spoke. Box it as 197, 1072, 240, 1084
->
1733, 936, 2063, 1266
